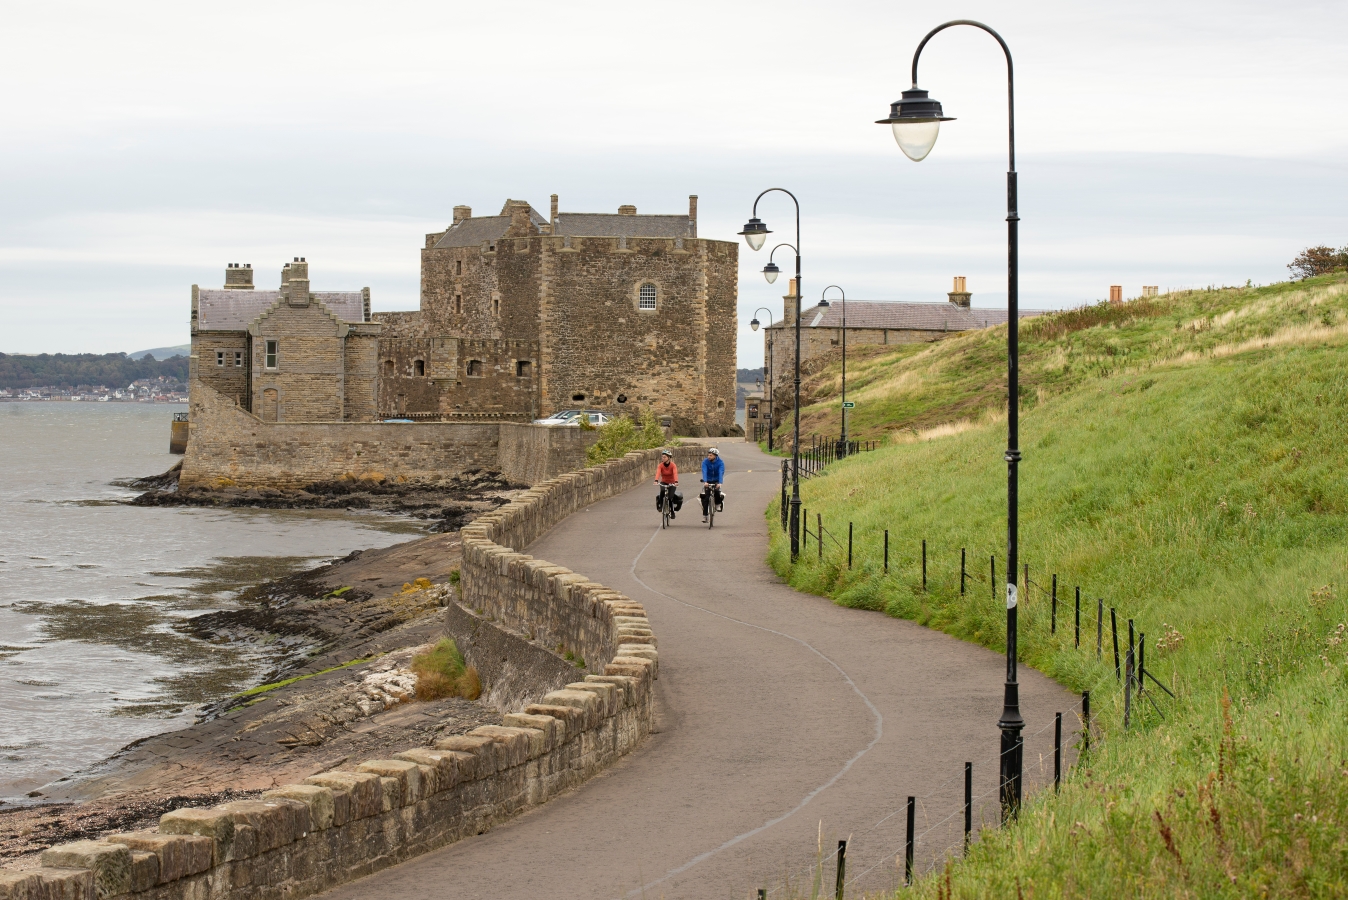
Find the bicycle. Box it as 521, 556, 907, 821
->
701, 482, 722, 529
659, 482, 679, 529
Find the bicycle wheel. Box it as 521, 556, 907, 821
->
707, 492, 714, 529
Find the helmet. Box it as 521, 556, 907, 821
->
660, 448, 672, 457
708, 447, 720, 455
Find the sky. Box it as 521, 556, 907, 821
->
2, 0, 1346, 367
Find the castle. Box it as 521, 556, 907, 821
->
183, 195, 738, 488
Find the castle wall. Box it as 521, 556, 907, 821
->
701, 239, 739, 434
190, 334, 250, 407
342, 327, 381, 422
181, 385, 595, 489
250, 303, 347, 423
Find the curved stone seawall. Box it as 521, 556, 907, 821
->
0, 446, 699, 900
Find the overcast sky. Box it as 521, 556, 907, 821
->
3, 0, 1346, 366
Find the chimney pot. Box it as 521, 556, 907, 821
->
453, 205, 472, 225
550, 194, 559, 223
1109, 285, 1123, 304
947, 275, 971, 308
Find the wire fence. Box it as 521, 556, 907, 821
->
762, 441, 1174, 896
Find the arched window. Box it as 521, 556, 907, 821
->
384, 359, 395, 376
638, 283, 657, 310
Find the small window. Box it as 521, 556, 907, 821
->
234, 351, 243, 367
638, 283, 657, 310
717, 399, 726, 410
384, 359, 395, 375
455, 294, 462, 313
216, 351, 225, 367
467, 360, 483, 376
414, 360, 425, 377
616, 393, 627, 404
748, 403, 759, 418
493, 295, 500, 315
516, 360, 532, 378
265, 341, 277, 369
572, 393, 585, 402
456, 260, 462, 276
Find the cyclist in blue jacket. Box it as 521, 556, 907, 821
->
699, 447, 725, 522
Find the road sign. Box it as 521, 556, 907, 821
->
841, 401, 856, 409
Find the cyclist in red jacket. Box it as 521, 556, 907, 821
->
654, 449, 682, 519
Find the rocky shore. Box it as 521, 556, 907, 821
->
0, 480, 528, 867
126, 464, 525, 533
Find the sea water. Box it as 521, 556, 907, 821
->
0, 403, 417, 801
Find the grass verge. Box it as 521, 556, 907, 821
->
767, 277, 1348, 896
412, 638, 482, 701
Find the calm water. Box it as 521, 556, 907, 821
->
0, 403, 418, 801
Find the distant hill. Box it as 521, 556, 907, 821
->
0, 352, 189, 390
129, 344, 191, 361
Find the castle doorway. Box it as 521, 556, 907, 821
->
262, 389, 278, 422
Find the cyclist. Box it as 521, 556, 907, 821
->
700, 447, 725, 522
654, 449, 681, 519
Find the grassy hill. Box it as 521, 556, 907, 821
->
765, 274, 1348, 896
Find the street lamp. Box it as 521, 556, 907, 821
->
741, 189, 803, 561
749, 307, 775, 451
819, 286, 847, 457
878, 19, 1025, 819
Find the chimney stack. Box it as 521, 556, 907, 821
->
618, 204, 637, 216
782, 278, 799, 327
453, 205, 472, 225
285, 257, 310, 307
223, 263, 254, 290
550, 194, 559, 224
947, 275, 971, 307
1109, 285, 1123, 305
504, 200, 538, 238
689, 195, 698, 237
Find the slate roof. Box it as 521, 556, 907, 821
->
433, 206, 549, 249
554, 214, 694, 239
197, 290, 366, 330
771, 300, 1048, 333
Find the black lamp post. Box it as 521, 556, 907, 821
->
877, 19, 1025, 819
748, 307, 775, 451
819, 285, 847, 457
741, 190, 802, 561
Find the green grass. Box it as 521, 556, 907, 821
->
412, 638, 482, 700
765, 275, 1348, 897
233, 655, 377, 699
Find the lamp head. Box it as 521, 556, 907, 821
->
750, 317, 760, 331
739, 217, 771, 251
875, 87, 955, 162
817, 296, 830, 308
762, 261, 781, 284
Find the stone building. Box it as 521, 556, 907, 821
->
378, 195, 738, 434
190, 259, 380, 423
762, 278, 1045, 422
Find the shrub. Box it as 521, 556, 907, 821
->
1287, 244, 1348, 279
585, 408, 673, 465
411, 638, 482, 701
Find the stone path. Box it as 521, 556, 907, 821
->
317, 441, 1077, 899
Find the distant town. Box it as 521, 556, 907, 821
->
0, 350, 190, 402
0, 376, 187, 403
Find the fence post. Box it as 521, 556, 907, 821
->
1082, 691, 1091, 754
883, 529, 889, 574
921, 539, 927, 591
905, 796, 916, 886
1128, 618, 1136, 690
964, 762, 973, 849
817, 513, 823, 562
991, 555, 996, 603
960, 548, 966, 595
1139, 632, 1146, 689
1074, 587, 1081, 648
1096, 599, 1103, 659
1024, 563, 1029, 606
1051, 574, 1057, 634
1111, 607, 1120, 681
1054, 712, 1062, 792
1124, 649, 1134, 729
834, 839, 847, 900
848, 522, 853, 569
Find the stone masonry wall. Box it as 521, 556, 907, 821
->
0, 442, 676, 900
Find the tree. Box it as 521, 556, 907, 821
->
1287, 245, 1348, 279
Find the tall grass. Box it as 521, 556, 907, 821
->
766, 277, 1348, 896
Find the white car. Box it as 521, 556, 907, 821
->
533, 409, 583, 425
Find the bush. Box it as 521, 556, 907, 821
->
411, 638, 482, 701
584, 409, 673, 465
1288, 244, 1348, 279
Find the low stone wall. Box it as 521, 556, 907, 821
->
180, 385, 597, 489
443, 601, 581, 712
0, 446, 691, 900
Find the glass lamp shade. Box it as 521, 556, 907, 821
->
762, 262, 781, 284
739, 217, 771, 251
892, 120, 942, 161
876, 87, 954, 163
749, 318, 760, 331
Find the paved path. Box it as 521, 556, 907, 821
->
320, 442, 1075, 899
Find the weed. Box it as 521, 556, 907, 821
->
411, 638, 482, 701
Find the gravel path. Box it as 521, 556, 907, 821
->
317, 441, 1077, 899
